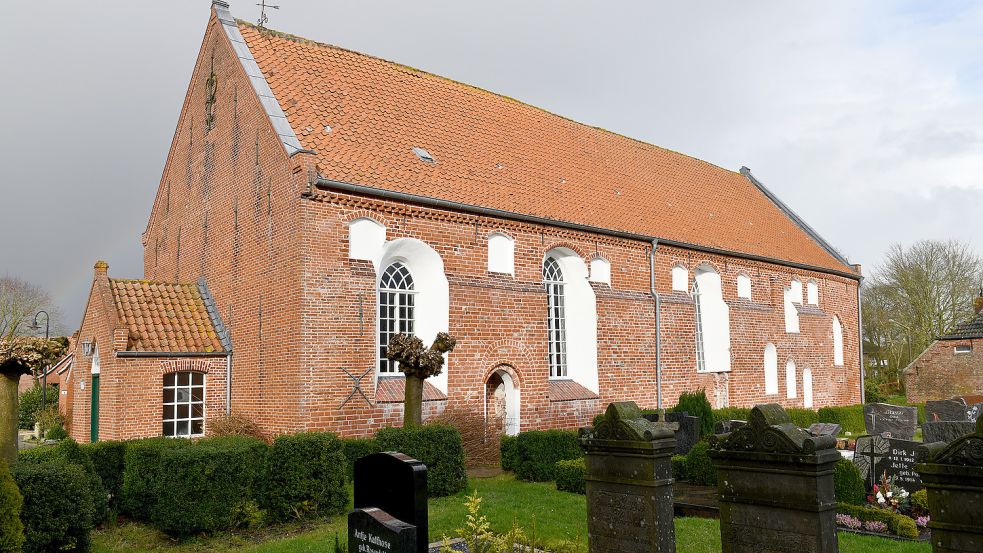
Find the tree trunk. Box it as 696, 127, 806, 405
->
404, 376, 424, 428
0, 373, 18, 465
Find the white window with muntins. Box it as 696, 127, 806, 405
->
163, 371, 205, 438
544, 256, 568, 378
737, 273, 752, 300
378, 262, 416, 374
672, 265, 688, 292
807, 280, 819, 305
786, 359, 797, 399
487, 233, 515, 275
764, 343, 778, 395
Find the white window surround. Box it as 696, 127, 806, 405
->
693, 265, 731, 373
833, 315, 844, 366
544, 248, 599, 393
790, 279, 803, 304
955, 345, 973, 354
784, 287, 800, 333
671, 265, 688, 292
786, 359, 797, 399
487, 233, 515, 275
163, 371, 205, 438
736, 273, 752, 300
803, 368, 814, 408
91, 346, 100, 375
348, 217, 386, 261
589, 257, 611, 285
807, 280, 819, 305
764, 343, 778, 395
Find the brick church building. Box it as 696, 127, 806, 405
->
903, 294, 983, 403
64, 1, 863, 442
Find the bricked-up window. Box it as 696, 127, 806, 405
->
955, 345, 973, 354
163, 371, 205, 438
764, 343, 778, 395
543, 257, 568, 377
692, 280, 707, 372
379, 262, 416, 374
832, 315, 844, 366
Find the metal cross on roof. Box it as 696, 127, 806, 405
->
256, 0, 279, 28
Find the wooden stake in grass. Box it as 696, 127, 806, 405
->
386, 332, 457, 427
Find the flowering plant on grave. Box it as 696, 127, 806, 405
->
865, 472, 911, 515
836, 514, 862, 530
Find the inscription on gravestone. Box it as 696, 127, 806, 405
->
863, 403, 918, 440
352, 452, 428, 553
923, 421, 977, 444
925, 398, 968, 422
853, 435, 922, 492
349, 508, 416, 553
967, 402, 983, 422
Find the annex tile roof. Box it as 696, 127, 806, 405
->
375, 376, 448, 403
940, 310, 983, 341
234, 20, 855, 275
548, 379, 600, 402
109, 279, 227, 353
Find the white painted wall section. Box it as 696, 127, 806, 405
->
737, 273, 752, 300
786, 359, 797, 398
548, 248, 599, 393
784, 288, 800, 333
807, 280, 819, 305
672, 265, 688, 292
589, 257, 611, 285
764, 343, 778, 395
348, 217, 386, 261
695, 265, 731, 373
833, 316, 844, 366
803, 368, 814, 408
487, 233, 515, 275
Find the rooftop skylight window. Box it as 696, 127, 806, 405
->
412, 147, 436, 164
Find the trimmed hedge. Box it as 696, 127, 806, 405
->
786, 408, 820, 429
80, 441, 126, 508
671, 454, 688, 481
833, 458, 865, 505
0, 459, 24, 553
120, 437, 192, 520
264, 432, 348, 522
150, 436, 268, 535
684, 442, 716, 486
672, 391, 715, 439
12, 461, 95, 553
836, 503, 918, 539
818, 405, 865, 435
17, 385, 58, 430
499, 435, 518, 473
376, 424, 467, 497
554, 458, 586, 495
512, 430, 582, 482
19, 439, 108, 523
340, 438, 380, 480
711, 407, 751, 426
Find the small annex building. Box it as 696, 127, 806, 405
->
64, 1, 863, 442
904, 294, 983, 403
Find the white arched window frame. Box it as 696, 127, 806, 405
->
807, 280, 819, 305
672, 265, 688, 292
803, 368, 814, 408
589, 257, 611, 285
692, 265, 731, 373
737, 273, 752, 300
790, 278, 803, 304
348, 217, 386, 261
764, 343, 778, 395
378, 262, 416, 374
544, 257, 567, 378
833, 315, 844, 366
786, 359, 797, 399
543, 248, 599, 392
487, 233, 515, 275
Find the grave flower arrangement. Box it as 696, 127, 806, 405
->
866, 473, 911, 515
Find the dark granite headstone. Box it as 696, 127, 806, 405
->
713, 419, 747, 435
967, 403, 983, 422
645, 411, 700, 455
923, 421, 978, 444
853, 435, 922, 492
807, 423, 841, 438
353, 452, 428, 553
926, 399, 969, 422
349, 507, 417, 553
863, 403, 918, 440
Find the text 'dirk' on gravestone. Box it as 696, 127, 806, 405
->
351, 452, 428, 553
581, 402, 678, 553
853, 435, 922, 492
710, 403, 841, 553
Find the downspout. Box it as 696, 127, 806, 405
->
857, 277, 865, 404
226, 353, 232, 415
650, 239, 663, 410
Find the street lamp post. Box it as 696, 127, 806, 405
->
27, 311, 50, 410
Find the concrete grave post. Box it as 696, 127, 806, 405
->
351, 452, 428, 553
580, 401, 678, 553
709, 404, 840, 553
915, 417, 983, 553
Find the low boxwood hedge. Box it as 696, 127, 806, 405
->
120, 437, 191, 521
0, 459, 24, 553
513, 430, 582, 482
833, 458, 865, 505
671, 454, 688, 482
19, 439, 108, 523
499, 435, 519, 472
12, 461, 95, 553
836, 503, 919, 539
786, 408, 820, 429
711, 407, 751, 427
684, 442, 716, 486
376, 424, 467, 497
264, 432, 348, 522
818, 405, 865, 435
554, 458, 586, 495
340, 438, 380, 480
80, 440, 126, 509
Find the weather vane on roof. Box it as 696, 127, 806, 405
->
256, 0, 279, 28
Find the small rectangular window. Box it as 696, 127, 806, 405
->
955, 345, 973, 354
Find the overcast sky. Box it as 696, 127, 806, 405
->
2, 0, 982, 331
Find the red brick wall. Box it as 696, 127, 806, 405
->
904, 338, 983, 403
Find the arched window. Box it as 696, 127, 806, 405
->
589, 257, 611, 285
803, 368, 814, 408
692, 280, 706, 372
786, 359, 797, 399
348, 217, 386, 261
671, 265, 688, 292
487, 233, 515, 274
790, 278, 803, 304
692, 265, 731, 373
543, 257, 567, 378
764, 343, 778, 395
807, 280, 819, 305
833, 315, 844, 366
737, 273, 752, 300
163, 371, 205, 438
379, 262, 416, 374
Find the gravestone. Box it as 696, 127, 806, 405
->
863, 403, 918, 440
807, 423, 842, 438
709, 404, 840, 553
925, 399, 968, 422
644, 411, 700, 455
853, 435, 922, 492
581, 401, 678, 553
915, 417, 983, 553
924, 421, 978, 444
352, 452, 428, 553
967, 403, 983, 422
714, 419, 747, 435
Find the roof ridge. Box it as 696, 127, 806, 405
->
109, 277, 198, 287
237, 20, 742, 177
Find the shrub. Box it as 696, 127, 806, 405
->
0, 459, 24, 553
786, 408, 820, 429
34, 406, 63, 438
207, 412, 269, 443
554, 459, 586, 495
711, 407, 751, 428
836, 503, 918, 539
18, 439, 108, 523
684, 442, 716, 486
499, 435, 518, 472
430, 409, 500, 469
80, 441, 126, 508
45, 425, 67, 441
264, 432, 348, 522
671, 390, 714, 439
864, 381, 886, 404
12, 461, 95, 553
120, 437, 192, 520
341, 438, 380, 480
17, 385, 58, 430
833, 458, 865, 505
376, 424, 467, 497
911, 489, 929, 512
818, 405, 866, 435
671, 454, 688, 481
150, 436, 268, 535
512, 430, 582, 482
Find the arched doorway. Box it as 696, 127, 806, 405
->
485, 367, 520, 436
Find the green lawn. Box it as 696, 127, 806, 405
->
92, 474, 930, 553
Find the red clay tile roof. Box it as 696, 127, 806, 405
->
376, 376, 448, 403
109, 279, 225, 353
548, 379, 600, 402
237, 22, 854, 275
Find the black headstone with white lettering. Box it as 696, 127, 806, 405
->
353, 452, 428, 553
807, 423, 842, 438
863, 403, 918, 440
967, 403, 983, 423
349, 508, 417, 553
853, 435, 922, 492
925, 399, 969, 422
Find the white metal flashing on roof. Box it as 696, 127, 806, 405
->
212, 2, 304, 156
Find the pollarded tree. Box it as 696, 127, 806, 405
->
0, 339, 37, 464
386, 332, 457, 427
